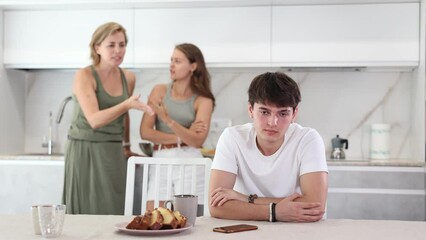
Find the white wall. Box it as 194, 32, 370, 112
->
16, 67, 416, 161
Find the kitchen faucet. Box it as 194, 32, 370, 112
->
41, 96, 72, 155
56, 96, 72, 124
42, 112, 54, 155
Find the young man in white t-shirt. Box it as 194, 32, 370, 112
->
209, 72, 328, 222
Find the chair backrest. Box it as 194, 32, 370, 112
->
124, 156, 212, 217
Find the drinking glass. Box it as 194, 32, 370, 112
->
37, 204, 66, 238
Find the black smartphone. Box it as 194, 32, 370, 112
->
213, 224, 258, 233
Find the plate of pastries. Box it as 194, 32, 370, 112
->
115, 207, 192, 236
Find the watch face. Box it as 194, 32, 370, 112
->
248, 194, 258, 203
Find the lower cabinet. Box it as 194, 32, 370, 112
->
0, 160, 64, 214
327, 165, 426, 221
1, 159, 425, 220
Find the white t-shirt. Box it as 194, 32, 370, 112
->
211, 123, 328, 198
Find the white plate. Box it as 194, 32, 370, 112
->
115, 222, 193, 236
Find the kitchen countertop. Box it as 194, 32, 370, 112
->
327, 159, 425, 167
0, 154, 64, 161
0, 154, 424, 167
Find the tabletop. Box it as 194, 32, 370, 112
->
1, 214, 426, 240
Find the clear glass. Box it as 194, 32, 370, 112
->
37, 204, 66, 238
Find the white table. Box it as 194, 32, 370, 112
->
1, 214, 426, 240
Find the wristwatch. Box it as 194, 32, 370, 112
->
248, 194, 258, 203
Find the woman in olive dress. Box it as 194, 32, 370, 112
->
62, 22, 153, 215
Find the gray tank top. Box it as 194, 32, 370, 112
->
155, 84, 197, 133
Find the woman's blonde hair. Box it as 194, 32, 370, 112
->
89, 22, 128, 65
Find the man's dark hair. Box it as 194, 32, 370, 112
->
248, 72, 301, 110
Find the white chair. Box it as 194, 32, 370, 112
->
124, 156, 212, 216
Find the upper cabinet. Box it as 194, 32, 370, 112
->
3, 9, 134, 69
271, 3, 420, 67
2, 2, 421, 69
133, 7, 271, 68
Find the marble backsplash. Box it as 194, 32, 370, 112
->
21, 68, 414, 160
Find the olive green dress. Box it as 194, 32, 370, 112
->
62, 66, 129, 215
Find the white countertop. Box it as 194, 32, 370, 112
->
1, 214, 426, 240
0, 154, 64, 161
0, 154, 424, 167
327, 159, 425, 167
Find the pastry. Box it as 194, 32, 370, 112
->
147, 209, 163, 230
126, 207, 187, 230
126, 215, 149, 230
157, 207, 178, 229
173, 210, 188, 228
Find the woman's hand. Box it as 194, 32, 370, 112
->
190, 120, 208, 134
127, 94, 154, 116
210, 187, 247, 207
123, 147, 142, 159
149, 98, 172, 124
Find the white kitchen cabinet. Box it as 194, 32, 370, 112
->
133, 7, 271, 68
328, 165, 425, 221
271, 3, 420, 67
3, 9, 134, 69
2, 3, 421, 69
0, 160, 64, 214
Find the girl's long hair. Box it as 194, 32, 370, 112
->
175, 43, 215, 108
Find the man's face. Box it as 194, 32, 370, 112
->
249, 102, 297, 146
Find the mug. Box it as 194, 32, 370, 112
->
164, 194, 198, 226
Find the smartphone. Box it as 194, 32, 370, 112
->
213, 224, 258, 233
